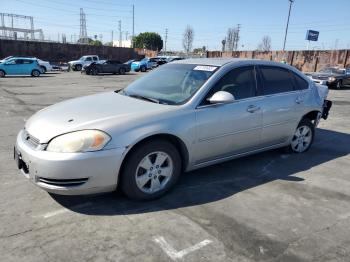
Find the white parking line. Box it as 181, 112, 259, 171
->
37, 202, 92, 219
153, 236, 212, 260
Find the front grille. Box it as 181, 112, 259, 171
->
37, 177, 88, 187
22, 130, 40, 148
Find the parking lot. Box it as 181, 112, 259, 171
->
0, 71, 350, 261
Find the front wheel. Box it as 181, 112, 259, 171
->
31, 69, 41, 77
91, 68, 98, 75
40, 66, 47, 73
75, 64, 82, 71
121, 140, 181, 200
140, 66, 147, 72
336, 80, 343, 90
289, 118, 314, 153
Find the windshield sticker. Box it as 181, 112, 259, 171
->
193, 65, 218, 72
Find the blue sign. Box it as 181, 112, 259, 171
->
306, 30, 319, 41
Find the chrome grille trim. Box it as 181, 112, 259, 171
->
22, 130, 40, 148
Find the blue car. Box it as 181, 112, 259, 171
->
131, 58, 155, 72
0, 57, 43, 77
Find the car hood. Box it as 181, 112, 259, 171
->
25, 92, 174, 143
311, 72, 343, 78
68, 60, 82, 64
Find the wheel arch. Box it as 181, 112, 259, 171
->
302, 110, 321, 121
119, 133, 190, 177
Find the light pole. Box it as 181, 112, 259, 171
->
283, 0, 294, 51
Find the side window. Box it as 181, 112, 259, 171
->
15, 59, 23, 64
206, 66, 257, 102
293, 72, 309, 90
259, 66, 295, 95
92, 57, 98, 61
22, 59, 33, 64
85, 57, 92, 61
6, 59, 16, 65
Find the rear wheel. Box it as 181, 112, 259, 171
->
0, 70, 5, 77
140, 66, 146, 72
121, 140, 181, 200
31, 69, 40, 77
119, 67, 126, 75
289, 118, 314, 153
40, 66, 47, 73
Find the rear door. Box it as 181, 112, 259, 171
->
194, 66, 263, 163
22, 59, 35, 75
257, 65, 302, 147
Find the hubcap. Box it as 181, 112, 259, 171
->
291, 125, 312, 152
135, 151, 173, 194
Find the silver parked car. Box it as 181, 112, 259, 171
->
14, 58, 332, 200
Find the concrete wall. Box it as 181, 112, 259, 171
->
0, 39, 145, 63
207, 50, 350, 72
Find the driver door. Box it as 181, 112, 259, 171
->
194, 66, 263, 164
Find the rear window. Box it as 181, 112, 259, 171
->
259, 66, 295, 95
293, 73, 309, 90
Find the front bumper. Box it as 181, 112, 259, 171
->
14, 129, 126, 195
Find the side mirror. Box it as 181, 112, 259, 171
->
207, 91, 235, 104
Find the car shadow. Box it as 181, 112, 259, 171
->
50, 128, 350, 215
3, 75, 54, 78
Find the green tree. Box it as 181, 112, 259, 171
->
88, 39, 103, 46
133, 32, 163, 51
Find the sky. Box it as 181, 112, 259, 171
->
1, 0, 350, 51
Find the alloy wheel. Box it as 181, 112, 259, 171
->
291, 125, 312, 152
135, 151, 173, 194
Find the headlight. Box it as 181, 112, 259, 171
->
328, 77, 336, 82
46, 130, 111, 153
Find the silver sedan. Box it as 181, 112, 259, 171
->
14, 58, 332, 200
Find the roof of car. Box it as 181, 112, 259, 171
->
172, 58, 301, 69
7, 57, 37, 60
172, 58, 255, 66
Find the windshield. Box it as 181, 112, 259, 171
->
122, 63, 217, 105
319, 67, 345, 74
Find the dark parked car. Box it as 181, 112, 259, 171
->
308, 67, 350, 89
84, 60, 131, 75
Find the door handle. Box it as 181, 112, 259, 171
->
295, 97, 303, 104
247, 105, 260, 113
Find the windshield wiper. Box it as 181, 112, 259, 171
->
127, 93, 160, 104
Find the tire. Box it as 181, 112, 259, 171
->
40, 66, 47, 73
288, 118, 315, 153
121, 140, 182, 200
140, 66, 146, 72
119, 67, 126, 75
31, 69, 41, 77
91, 68, 98, 75
75, 64, 82, 71
0, 70, 5, 77
336, 80, 343, 90
134, 69, 140, 72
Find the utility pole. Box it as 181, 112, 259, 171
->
118, 20, 122, 47
132, 4, 135, 47
164, 28, 168, 54
236, 23, 241, 50
283, 0, 294, 51
111, 30, 114, 45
